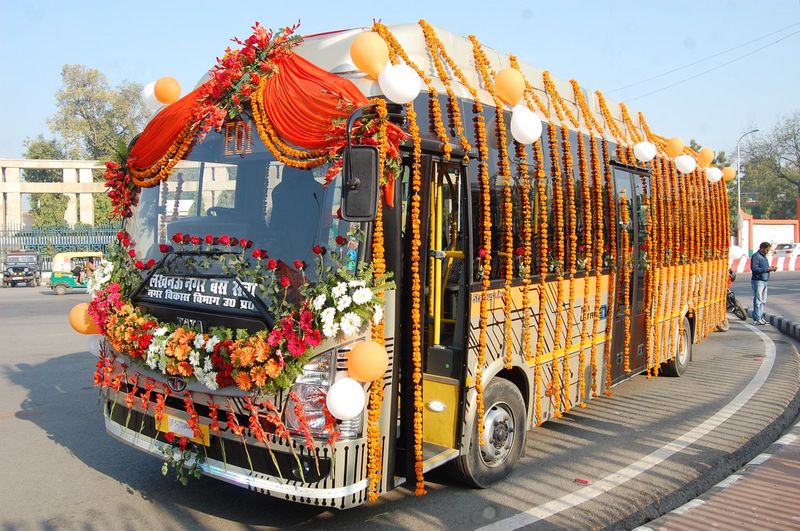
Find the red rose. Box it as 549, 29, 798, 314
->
252, 249, 263, 259
515, 247, 524, 256
205, 234, 214, 244
336, 207, 342, 220
578, 245, 585, 252
267, 259, 278, 270
159, 244, 172, 253
146, 258, 156, 269
280, 276, 290, 288
164, 431, 175, 443
171, 233, 183, 244
294, 259, 304, 270
182, 234, 191, 244
229, 237, 239, 247
639, 243, 648, 251
134, 260, 144, 269
179, 436, 188, 452
478, 248, 488, 259
190, 235, 201, 245
240, 238, 252, 248
335, 235, 347, 246
128, 249, 136, 258
312, 244, 326, 255
122, 238, 131, 248
116, 231, 126, 241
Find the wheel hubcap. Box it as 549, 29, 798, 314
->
480, 401, 515, 468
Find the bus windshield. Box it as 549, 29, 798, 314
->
127, 117, 356, 281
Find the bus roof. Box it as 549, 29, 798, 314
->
296, 23, 649, 140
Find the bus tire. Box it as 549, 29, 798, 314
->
450, 378, 526, 488
662, 317, 691, 377
53, 284, 68, 296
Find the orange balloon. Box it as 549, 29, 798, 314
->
350, 32, 389, 78
494, 67, 525, 106
154, 77, 181, 104
664, 137, 684, 158
722, 166, 736, 182
69, 303, 99, 335
346, 340, 389, 382
698, 147, 715, 167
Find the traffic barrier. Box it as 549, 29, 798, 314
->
729, 256, 800, 273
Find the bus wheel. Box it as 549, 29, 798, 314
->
450, 378, 526, 488
54, 284, 67, 296
662, 317, 691, 377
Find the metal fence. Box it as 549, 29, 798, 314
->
0, 223, 118, 271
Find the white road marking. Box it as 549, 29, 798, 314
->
671, 498, 706, 515
748, 453, 772, 466
714, 474, 742, 488
478, 324, 776, 531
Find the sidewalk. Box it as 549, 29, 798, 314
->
636, 316, 800, 531
638, 419, 800, 530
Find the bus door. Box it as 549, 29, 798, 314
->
401, 155, 469, 475
610, 166, 648, 382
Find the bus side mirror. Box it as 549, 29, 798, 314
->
341, 145, 379, 222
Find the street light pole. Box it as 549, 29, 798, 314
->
735, 128, 759, 248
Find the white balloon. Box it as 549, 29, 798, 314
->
705, 167, 723, 183
674, 154, 697, 174
633, 141, 657, 163
142, 81, 162, 112
325, 377, 365, 421
510, 104, 543, 144
378, 64, 421, 104
87, 334, 104, 357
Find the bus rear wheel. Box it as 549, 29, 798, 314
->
662, 317, 691, 377
450, 378, 526, 488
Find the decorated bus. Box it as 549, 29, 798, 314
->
70, 20, 731, 508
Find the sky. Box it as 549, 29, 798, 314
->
1, 0, 799, 160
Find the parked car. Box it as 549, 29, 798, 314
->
774, 242, 800, 259
2, 250, 42, 287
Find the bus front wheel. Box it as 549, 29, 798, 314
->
450, 378, 526, 488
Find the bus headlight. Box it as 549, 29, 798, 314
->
284, 350, 334, 438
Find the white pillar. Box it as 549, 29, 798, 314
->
2, 167, 23, 228
78, 168, 94, 225
63, 168, 78, 226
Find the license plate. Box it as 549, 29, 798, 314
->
157, 414, 210, 446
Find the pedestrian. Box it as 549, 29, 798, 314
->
750, 241, 777, 325
83, 257, 96, 284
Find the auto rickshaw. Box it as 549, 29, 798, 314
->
49, 251, 103, 295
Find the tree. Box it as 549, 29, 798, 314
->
740, 111, 800, 220
47, 64, 148, 160
23, 136, 69, 227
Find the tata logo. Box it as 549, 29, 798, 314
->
167, 375, 187, 393
598, 305, 608, 320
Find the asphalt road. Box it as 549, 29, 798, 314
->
1, 283, 798, 530
730, 269, 800, 324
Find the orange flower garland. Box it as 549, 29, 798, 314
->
469, 35, 515, 370
595, 91, 630, 165
129, 122, 198, 187
532, 139, 548, 424
618, 191, 632, 373
547, 121, 565, 417
588, 135, 605, 397
575, 130, 592, 405
517, 141, 534, 365
560, 125, 578, 410
601, 139, 617, 395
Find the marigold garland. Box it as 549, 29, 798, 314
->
532, 139, 548, 424
517, 141, 534, 366
366, 111, 388, 499
129, 122, 198, 187
601, 139, 617, 395
595, 90, 630, 165
619, 192, 632, 373
510, 55, 550, 120
560, 125, 577, 410
470, 35, 515, 370
588, 135, 605, 397
546, 121, 565, 416
575, 131, 592, 405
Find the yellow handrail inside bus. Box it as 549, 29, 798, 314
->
433, 173, 443, 345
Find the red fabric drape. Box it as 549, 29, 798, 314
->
127, 83, 207, 171
262, 53, 368, 150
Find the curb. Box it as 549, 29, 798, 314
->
745, 307, 800, 341
619, 324, 800, 530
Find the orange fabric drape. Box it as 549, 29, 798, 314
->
127, 83, 207, 171
262, 53, 368, 150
